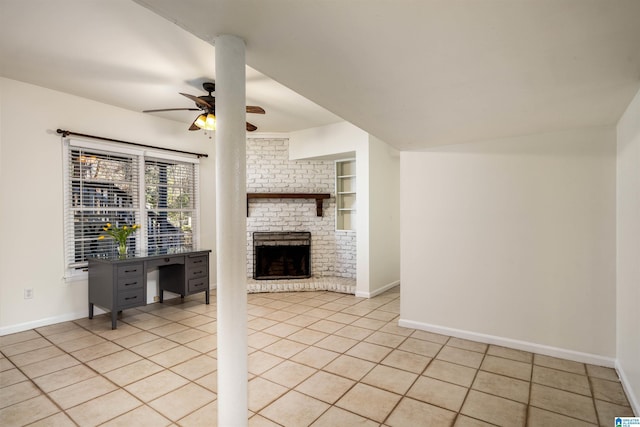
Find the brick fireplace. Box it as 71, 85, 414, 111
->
246, 137, 356, 293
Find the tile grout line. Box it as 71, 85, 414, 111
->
380, 332, 450, 426
450, 339, 491, 427
108, 303, 220, 425
55, 305, 212, 426
253, 295, 380, 424
2, 288, 632, 426
63, 317, 167, 426
526, 351, 534, 427
254, 291, 401, 425
0, 329, 77, 426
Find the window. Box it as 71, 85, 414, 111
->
145, 159, 198, 252
63, 139, 199, 272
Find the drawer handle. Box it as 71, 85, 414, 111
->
192, 259, 203, 264
124, 281, 138, 287
124, 269, 138, 274
164, 258, 170, 262
124, 296, 137, 301
192, 270, 203, 275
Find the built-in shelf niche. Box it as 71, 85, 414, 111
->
336, 159, 356, 231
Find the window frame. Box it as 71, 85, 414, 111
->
62, 138, 200, 278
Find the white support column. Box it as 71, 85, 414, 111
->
215, 34, 248, 427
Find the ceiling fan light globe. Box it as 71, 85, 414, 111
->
205, 113, 216, 130
194, 114, 207, 129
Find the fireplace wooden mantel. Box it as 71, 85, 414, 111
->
246, 193, 331, 217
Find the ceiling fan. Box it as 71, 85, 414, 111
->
143, 82, 265, 132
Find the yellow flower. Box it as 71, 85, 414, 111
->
98, 222, 140, 244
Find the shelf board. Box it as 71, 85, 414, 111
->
337, 175, 356, 179
247, 192, 331, 217
337, 191, 356, 195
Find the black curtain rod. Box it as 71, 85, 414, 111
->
56, 129, 209, 158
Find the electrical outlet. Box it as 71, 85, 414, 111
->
24, 288, 34, 299
153, 296, 160, 302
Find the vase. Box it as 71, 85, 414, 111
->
118, 242, 128, 259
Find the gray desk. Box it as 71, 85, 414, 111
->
88, 249, 211, 329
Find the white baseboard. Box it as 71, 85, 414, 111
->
355, 280, 400, 298
0, 287, 217, 337
398, 318, 617, 368
616, 360, 640, 416
0, 311, 88, 336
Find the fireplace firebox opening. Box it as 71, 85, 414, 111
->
253, 232, 311, 280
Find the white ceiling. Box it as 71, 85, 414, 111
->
2, 0, 640, 150
0, 0, 342, 135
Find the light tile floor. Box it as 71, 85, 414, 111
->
0, 286, 635, 426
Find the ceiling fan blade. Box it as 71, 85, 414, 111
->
246, 122, 257, 132
143, 108, 200, 113
180, 92, 213, 109
246, 106, 265, 114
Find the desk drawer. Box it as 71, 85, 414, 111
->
188, 277, 208, 294
147, 256, 185, 268
117, 289, 144, 308
187, 255, 207, 269
117, 263, 143, 279
187, 263, 208, 280
117, 276, 143, 292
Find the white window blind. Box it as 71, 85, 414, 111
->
145, 158, 199, 254
63, 139, 199, 271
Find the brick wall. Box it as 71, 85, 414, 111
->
246, 138, 356, 278
335, 230, 357, 277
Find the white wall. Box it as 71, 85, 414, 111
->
616, 88, 640, 414
400, 127, 617, 363
367, 135, 400, 295
0, 77, 216, 334
289, 122, 368, 160
290, 122, 401, 296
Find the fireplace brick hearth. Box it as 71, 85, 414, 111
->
247, 276, 356, 294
